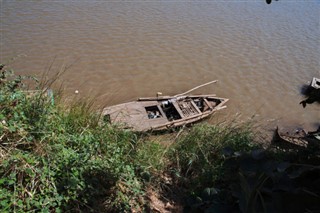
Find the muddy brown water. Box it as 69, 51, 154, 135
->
1, 1, 319, 132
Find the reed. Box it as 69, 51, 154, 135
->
167, 122, 255, 191
0, 65, 142, 212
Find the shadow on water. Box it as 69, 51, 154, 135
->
299, 78, 320, 108
266, 0, 279, 5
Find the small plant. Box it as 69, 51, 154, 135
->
133, 139, 168, 180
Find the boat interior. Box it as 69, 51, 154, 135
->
145, 97, 222, 121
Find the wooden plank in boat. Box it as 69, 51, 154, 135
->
172, 101, 185, 118
190, 100, 202, 114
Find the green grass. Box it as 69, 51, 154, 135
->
167, 122, 255, 191
2, 64, 317, 212
0, 65, 142, 212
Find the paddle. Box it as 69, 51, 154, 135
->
174, 80, 218, 97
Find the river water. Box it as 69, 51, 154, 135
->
1, 0, 319, 131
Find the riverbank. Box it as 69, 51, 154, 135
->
1, 66, 319, 212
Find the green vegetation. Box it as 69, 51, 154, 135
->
1, 64, 319, 212
169, 123, 255, 189
0, 65, 143, 212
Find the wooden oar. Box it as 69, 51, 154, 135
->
174, 80, 218, 97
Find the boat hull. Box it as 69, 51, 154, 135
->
102, 95, 228, 132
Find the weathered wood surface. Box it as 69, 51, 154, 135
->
311, 77, 320, 89
174, 80, 218, 97
273, 127, 320, 149
103, 101, 169, 131
138, 94, 217, 101
103, 95, 228, 132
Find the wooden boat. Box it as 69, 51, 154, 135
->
273, 127, 309, 149
102, 94, 228, 132
310, 77, 320, 89
273, 126, 320, 149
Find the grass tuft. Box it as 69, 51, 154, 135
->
168, 122, 255, 191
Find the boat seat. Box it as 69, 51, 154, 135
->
178, 100, 200, 117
